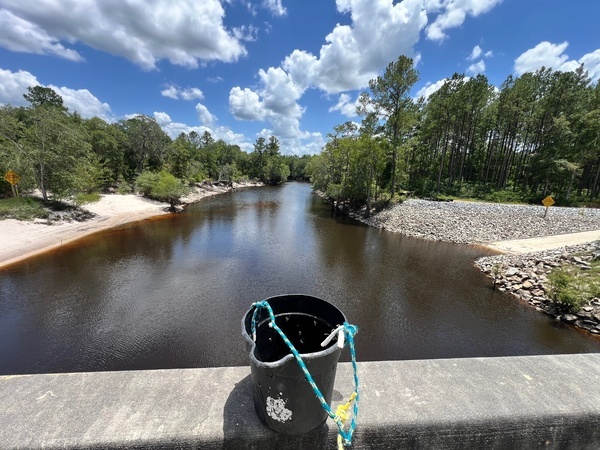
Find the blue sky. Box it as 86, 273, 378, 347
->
1, 0, 599, 155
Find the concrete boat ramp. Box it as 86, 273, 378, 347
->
485, 229, 600, 254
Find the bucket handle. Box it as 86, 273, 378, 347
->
321, 325, 345, 349
251, 300, 360, 448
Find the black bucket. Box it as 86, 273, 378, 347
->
242, 294, 346, 435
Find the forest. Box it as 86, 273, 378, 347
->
1, 55, 599, 213
0, 86, 310, 205
309, 56, 600, 213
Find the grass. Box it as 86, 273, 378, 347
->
0, 197, 49, 221
547, 258, 600, 313
74, 192, 101, 205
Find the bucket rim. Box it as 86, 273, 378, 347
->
242, 293, 346, 368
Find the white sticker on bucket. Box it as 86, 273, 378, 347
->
266, 396, 292, 423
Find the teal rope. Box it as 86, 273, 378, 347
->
251, 300, 359, 447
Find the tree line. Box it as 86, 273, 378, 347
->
0, 86, 310, 203
3, 61, 598, 212
308, 56, 600, 214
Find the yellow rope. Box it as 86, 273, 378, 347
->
335, 392, 357, 449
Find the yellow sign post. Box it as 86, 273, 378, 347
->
542, 195, 554, 218
4, 170, 20, 198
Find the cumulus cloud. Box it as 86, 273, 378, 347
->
50, 85, 112, 121
466, 60, 485, 75
195, 103, 217, 127
514, 41, 600, 81
0, 67, 39, 105
329, 94, 360, 118
0, 0, 246, 69
161, 84, 204, 101
230, 67, 304, 139
580, 49, 600, 82
0, 10, 83, 62
425, 0, 503, 41
0, 67, 113, 120
414, 78, 448, 101
229, 87, 266, 121
514, 41, 570, 75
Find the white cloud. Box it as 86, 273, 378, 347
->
0, 67, 112, 120
514, 41, 600, 81
426, 0, 503, 41
466, 60, 485, 75
181, 88, 204, 101
160, 85, 180, 100
0, 0, 246, 69
232, 25, 259, 42
230, 67, 304, 139
49, 85, 113, 121
468, 45, 493, 61
580, 49, 600, 82
414, 79, 448, 101
195, 103, 217, 127
514, 41, 570, 75
468, 45, 482, 61
229, 87, 266, 121
0, 67, 39, 105
153, 112, 172, 127
263, 0, 286, 16
309, 0, 427, 94
161, 84, 204, 101
329, 93, 360, 118
0, 10, 83, 62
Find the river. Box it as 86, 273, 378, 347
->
0, 182, 597, 375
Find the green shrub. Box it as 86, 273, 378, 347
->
136, 170, 189, 210
135, 171, 160, 197
73, 192, 101, 205
547, 267, 589, 313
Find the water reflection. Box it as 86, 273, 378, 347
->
0, 182, 598, 375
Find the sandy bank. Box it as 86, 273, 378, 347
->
0, 181, 262, 270
0, 194, 170, 270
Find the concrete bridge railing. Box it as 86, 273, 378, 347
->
1, 353, 599, 449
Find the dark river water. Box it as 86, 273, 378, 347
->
0, 182, 598, 375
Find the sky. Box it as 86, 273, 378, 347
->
0, 0, 599, 155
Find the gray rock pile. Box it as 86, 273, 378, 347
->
476, 242, 600, 335
362, 200, 600, 243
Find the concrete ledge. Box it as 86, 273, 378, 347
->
1, 354, 599, 449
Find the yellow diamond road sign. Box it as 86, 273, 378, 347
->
542, 196, 555, 207
4, 170, 20, 186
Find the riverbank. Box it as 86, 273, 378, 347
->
360, 199, 600, 246
0, 181, 262, 270
476, 242, 600, 336
359, 199, 600, 337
